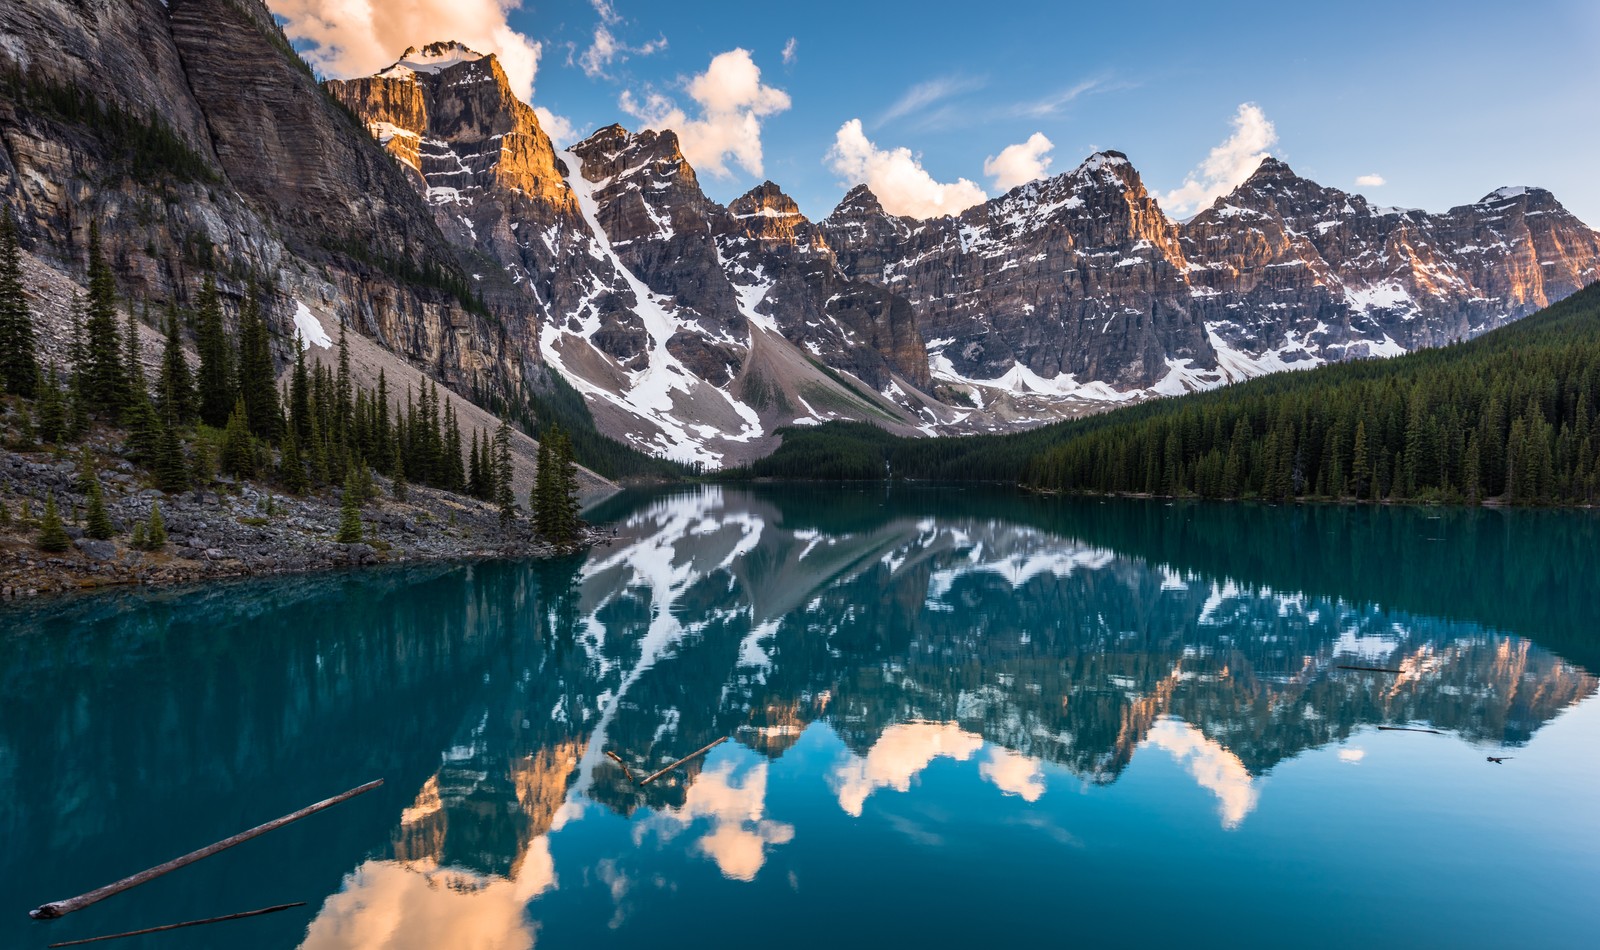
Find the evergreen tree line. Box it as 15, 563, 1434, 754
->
727, 281, 1600, 508
1, 66, 217, 184
3, 218, 583, 546
1024, 283, 1600, 505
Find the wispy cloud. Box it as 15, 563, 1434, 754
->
876, 75, 986, 128
1008, 76, 1120, 118
1355, 173, 1386, 187
782, 37, 798, 66
578, 0, 666, 79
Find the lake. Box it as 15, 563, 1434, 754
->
3, 485, 1598, 949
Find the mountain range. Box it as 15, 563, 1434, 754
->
3, 2, 1597, 468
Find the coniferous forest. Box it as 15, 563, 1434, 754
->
0, 214, 587, 548
727, 280, 1600, 506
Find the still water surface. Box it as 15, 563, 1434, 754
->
3, 486, 1599, 949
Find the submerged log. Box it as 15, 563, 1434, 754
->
605, 750, 636, 783
29, 780, 383, 921
639, 737, 728, 786
46, 903, 307, 947
1337, 665, 1407, 674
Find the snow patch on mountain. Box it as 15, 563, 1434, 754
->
293, 301, 332, 350
541, 152, 763, 466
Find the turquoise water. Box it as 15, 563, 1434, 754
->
3, 486, 1598, 949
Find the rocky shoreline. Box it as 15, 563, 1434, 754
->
0, 432, 609, 602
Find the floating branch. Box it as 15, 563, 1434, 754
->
639, 737, 728, 786
29, 780, 383, 921
1377, 726, 1445, 735
605, 750, 636, 783
46, 903, 307, 947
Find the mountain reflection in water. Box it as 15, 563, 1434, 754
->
3, 485, 1596, 950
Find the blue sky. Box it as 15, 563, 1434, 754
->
274, 0, 1600, 225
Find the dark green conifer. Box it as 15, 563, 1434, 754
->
336, 465, 363, 543
84, 477, 114, 540
0, 214, 39, 397
81, 223, 126, 415
195, 274, 233, 427
494, 416, 515, 525
220, 398, 255, 477
153, 411, 188, 493
145, 502, 167, 550
157, 303, 195, 423
236, 283, 280, 440
36, 496, 69, 552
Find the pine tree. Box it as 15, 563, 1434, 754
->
336, 465, 363, 543
279, 429, 309, 495
553, 427, 582, 546
443, 402, 464, 492
468, 429, 484, 499
36, 364, 66, 443
195, 274, 234, 427
0, 214, 39, 397
236, 283, 281, 440
84, 477, 114, 540
123, 303, 147, 414
494, 416, 515, 525
157, 303, 195, 423
220, 398, 255, 477
531, 436, 553, 539
1464, 431, 1483, 505
289, 332, 312, 444
82, 223, 126, 415
36, 496, 69, 552
146, 502, 167, 550
335, 322, 353, 439
154, 412, 188, 493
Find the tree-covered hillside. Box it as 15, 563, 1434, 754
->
726, 280, 1600, 506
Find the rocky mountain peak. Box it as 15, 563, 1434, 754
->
829, 184, 889, 219
381, 41, 487, 80
727, 181, 812, 244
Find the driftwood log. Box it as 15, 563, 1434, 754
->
29, 780, 382, 920
46, 903, 307, 947
639, 737, 727, 786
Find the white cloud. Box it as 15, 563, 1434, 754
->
1355, 173, 1387, 187
1159, 102, 1279, 219
1143, 718, 1260, 830
830, 721, 983, 817
267, 0, 543, 102
534, 106, 579, 147
984, 132, 1055, 191
620, 49, 790, 178
782, 37, 798, 66
827, 119, 987, 219
639, 759, 794, 882
978, 746, 1046, 801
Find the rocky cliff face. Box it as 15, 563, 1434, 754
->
1180, 158, 1600, 371
823, 153, 1600, 405
0, 1, 563, 417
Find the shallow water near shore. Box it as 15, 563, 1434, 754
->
3, 485, 1599, 949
